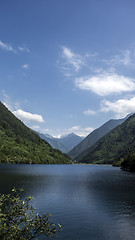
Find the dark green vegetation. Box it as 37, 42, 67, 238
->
0, 188, 62, 239
78, 114, 135, 170
69, 116, 127, 160
0, 101, 71, 164
121, 154, 135, 171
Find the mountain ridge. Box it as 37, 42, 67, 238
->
68, 116, 128, 160
0, 101, 71, 164
37, 132, 83, 153
77, 113, 135, 166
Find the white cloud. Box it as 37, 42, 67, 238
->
108, 50, 131, 66
0, 40, 16, 53
59, 46, 98, 77
22, 64, 30, 69
100, 97, 135, 118
38, 125, 95, 138
61, 46, 85, 72
1, 90, 21, 112
121, 50, 131, 66
83, 109, 96, 115
13, 109, 44, 123
1, 91, 44, 126
31, 125, 40, 130
0, 41, 30, 54
75, 72, 135, 96
18, 46, 30, 53
45, 125, 94, 138
62, 125, 94, 137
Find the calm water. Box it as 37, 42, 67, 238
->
0, 164, 135, 240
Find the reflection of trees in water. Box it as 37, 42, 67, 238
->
0, 165, 51, 197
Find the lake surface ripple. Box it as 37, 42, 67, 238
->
0, 164, 135, 240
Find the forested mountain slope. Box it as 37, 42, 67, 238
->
77, 114, 135, 165
0, 101, 71, 164
68, 117, 127, 160
37, 132, 67, 153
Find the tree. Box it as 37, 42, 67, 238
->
121, 153, 135, 171
0, 188, 62, 239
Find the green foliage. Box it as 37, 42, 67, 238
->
78, 114, 135, 166
121, 154, 135, 171
0, 188, 62, 239
0, 101, 72, 164
69, 117, 126, 160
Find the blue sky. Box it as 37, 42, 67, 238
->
1, 0, 135, 137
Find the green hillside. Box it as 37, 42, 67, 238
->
68, 117, 127, 160
0, 102, 71, 164
78, 114, 135, 168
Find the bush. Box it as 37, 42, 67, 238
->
0, 188, 62, 239
121, 153, 135, 171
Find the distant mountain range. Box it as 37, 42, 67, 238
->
68, 115, 130, 160
1, 100, 135, 170
36, 132, 84, 153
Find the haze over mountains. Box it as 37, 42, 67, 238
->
36, 132, 84, 153
1, 100, 135, 170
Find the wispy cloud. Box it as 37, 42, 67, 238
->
59, 46, 92, 76
60, 125, 94, 137
59, 46, 135, 80
31, 125, 40, 130
44, 125, 94, 138
13, 109, 44, 123
83, 109, 97, 115
0, 40, 31, 55
104, 50, 132, 67
75, 72, 135, 96
100, 97, 135, 118
1, 90, 20, 111
18, 45, 30, 53
0, 40, 16, 53
62, 46, 84, 72
22, 64, 30, 69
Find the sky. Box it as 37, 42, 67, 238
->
1, 0, 135, 137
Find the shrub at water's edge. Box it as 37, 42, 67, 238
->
120, 154, 135, 171
0, 101, 72, 164
0, 188, 63, 239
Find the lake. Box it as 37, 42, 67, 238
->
0, 164, 135, 240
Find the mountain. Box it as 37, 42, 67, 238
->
37, 132, 67, 153
59, 133, 84, 152
77, 113, 135, 166
0, 101, 71, 164
42, 133, 54, 139
37, 132, 83, 153
68, 116, 128, 160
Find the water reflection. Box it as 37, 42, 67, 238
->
0, 164, 135, 240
